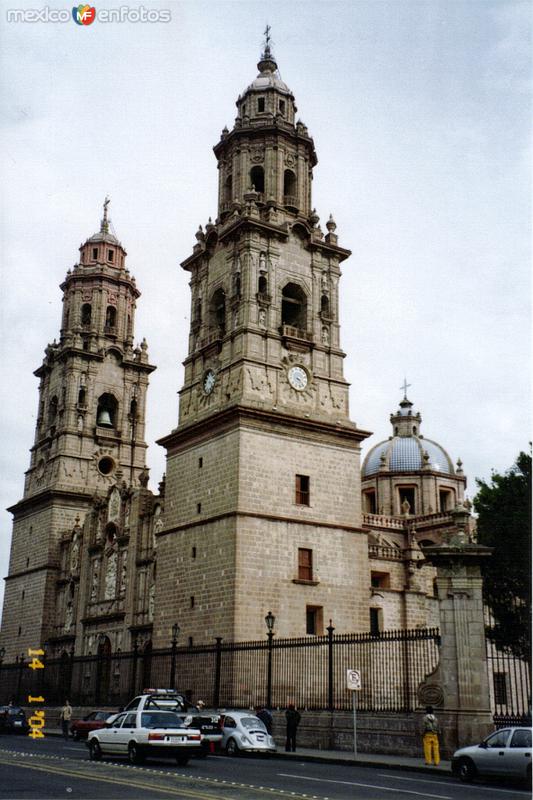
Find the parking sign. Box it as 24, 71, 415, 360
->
346, 669, 362, 691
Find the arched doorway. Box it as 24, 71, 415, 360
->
95, 635, 112, 704
141, 641, 153, 689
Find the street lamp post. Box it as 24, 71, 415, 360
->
169, 623, 180, 689
265, 611, 275, 709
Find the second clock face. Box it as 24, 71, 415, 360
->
203, 369, 216, 395
288, 365, 308, 391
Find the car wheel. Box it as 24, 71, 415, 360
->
225, 738, 239, 757
457, 758, 476, 783
175, 755, 189, 767
128, 742, 145, 765
89, 740, 102, 761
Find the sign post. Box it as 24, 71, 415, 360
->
346, 668, 362, 758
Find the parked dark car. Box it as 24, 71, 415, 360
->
0, 706, 29, 734
71, 710, 114, 740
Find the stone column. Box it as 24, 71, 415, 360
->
421, 505, 493, 756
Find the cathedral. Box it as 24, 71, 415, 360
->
0, 43, 474, 662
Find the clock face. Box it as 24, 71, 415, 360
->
288, 365, 308, 391
203, 369, 216, 395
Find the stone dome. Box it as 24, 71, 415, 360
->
362, 394, 456, 477
363, 436, 455, 477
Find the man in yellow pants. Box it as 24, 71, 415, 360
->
422, 705, 440, 765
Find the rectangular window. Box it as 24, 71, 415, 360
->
298, 548, 313, 581
191, 546, 196, 559
279, 100, 286, 115
108, 249, 114, 262
190, 596, 195, 609
306, 605, 323, 636
370, 607, 381, 635
371, 571, 390, 589
363, 490, 376, 514
198, 457, 203, 468
92, 248, 98, 259
197, 502, 202, 514
439, 489, 452, 512
295, 474, 310, 505
493, 672, 508, 705
258, 97, 265, 112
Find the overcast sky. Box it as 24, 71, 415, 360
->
0, 0, 530, 612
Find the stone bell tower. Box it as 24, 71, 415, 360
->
0, 201, 155, 659
154, 40, 371, 646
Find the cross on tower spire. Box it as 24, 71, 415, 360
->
101, 196, 110, 234
400, 377, 411, 399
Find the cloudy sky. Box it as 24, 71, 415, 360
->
0, 0, 530, 611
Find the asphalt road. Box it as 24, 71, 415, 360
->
0, 735, 529, 800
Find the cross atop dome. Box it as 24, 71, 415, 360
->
257, 23, 278, 74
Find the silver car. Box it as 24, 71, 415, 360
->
452, 727, 531, 783
221, 711, 276, 756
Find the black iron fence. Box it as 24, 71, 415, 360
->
485, 639, 531, 728
0, 627, 440, 712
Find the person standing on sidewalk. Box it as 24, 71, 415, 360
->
285, 703, 301, 752
422, 705, 440, 765
255, 705, 273, 735
59, 700, 73, 741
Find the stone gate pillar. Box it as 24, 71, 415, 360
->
422, 504, 493, 756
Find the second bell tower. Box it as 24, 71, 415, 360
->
155, 42, 371, 645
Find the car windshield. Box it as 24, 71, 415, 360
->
141, 712, 184, 729
241, 717, 266, 731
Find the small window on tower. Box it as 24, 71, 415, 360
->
439, 489, 453, 512
190, 596, 195, 609
295, 475, 310, 506
105, 306, 116, 329
279, 99, 286, 115
250, 165, 265, 194
370, 607, 382, 635
81, 304, 92, 327
298, 548, 313, 581
306, 605, 323, 636
108, 249, 114, 262
92, 248, 98, 260
192, 546, 197, 559
257, 97, 265, 112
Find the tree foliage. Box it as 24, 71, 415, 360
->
474, 451, 531, 662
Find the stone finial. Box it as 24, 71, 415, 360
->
456, 457, 463, 474
139, 468, 149, 488
326, 214, 336, 233
195, 225, 205, 243
158, 473, 166, 498
309, 208, 320, 227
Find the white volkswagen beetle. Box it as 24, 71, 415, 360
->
221, 711, 276, 756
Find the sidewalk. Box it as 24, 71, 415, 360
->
43, 728, 450, 774
275, 746, 451, 774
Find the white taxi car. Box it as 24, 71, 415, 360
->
87, 709, 201, 766
221, 711, 276, 756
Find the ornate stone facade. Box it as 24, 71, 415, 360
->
1, 45, 481, 672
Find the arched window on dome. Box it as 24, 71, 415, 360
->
363, 489, 376, 514
250, 166, 264, 194
398, 486, 416, 515
439, 488, 454, 512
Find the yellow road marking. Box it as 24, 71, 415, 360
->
0, 757, 219, 800
0, 754, 315, 799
